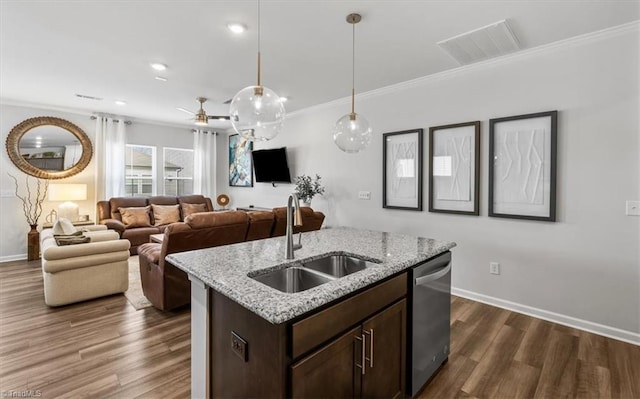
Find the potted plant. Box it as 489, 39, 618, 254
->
294, 174, 325, 206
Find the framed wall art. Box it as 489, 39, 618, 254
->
229, 134, 253, 187
383, 129, 423, 211
428, 121, 480, 215
489, 110, 557, 221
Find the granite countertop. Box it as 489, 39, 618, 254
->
167, 227, 456, 324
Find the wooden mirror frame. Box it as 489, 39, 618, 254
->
5, 116, 93, 179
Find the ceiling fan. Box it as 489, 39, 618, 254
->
177, 97, 230, 126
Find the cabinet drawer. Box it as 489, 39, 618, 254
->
291, 273, 407, 359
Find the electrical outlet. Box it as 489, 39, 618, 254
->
358, 191, 371, 200
231, 331, 248, 362
626, 200, 640, 216
490, 262, 500, 275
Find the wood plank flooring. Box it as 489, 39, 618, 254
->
1, 259, 639, 398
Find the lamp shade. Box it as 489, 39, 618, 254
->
48, 184, 87, 201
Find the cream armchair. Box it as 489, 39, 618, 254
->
41, 225, 131, 306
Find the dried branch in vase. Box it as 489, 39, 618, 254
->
8, 173, 49, 226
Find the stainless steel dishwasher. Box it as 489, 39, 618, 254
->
407, 251, 452, 397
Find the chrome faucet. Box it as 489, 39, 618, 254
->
285, 193, 303, 259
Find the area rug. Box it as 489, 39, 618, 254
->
125, 256, 152, 310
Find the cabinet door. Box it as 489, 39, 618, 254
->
291, 325, 362, 398
361, 299, 406, 399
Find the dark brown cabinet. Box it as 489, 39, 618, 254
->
291, 326, 361, 398
211, 273, 408, 398
290, 299, 406, 399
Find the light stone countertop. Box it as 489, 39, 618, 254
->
167, 227, 456, 324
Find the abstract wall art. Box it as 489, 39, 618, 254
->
383, 129, 423, 211
229, 134, 253, 187
489, 111, 557, 221
429, 121, 480, 215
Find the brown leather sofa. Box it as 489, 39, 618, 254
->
271, 206, 327, 236
137, 207, 325, 310
97, 195, 214, 254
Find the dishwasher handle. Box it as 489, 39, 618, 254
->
414, 263, 451, 286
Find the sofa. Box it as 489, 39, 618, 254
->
97, 195, 214, 255
137, 207, 325, 310
40, 225, 131, 306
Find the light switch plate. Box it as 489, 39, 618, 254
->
626, 200, 640, 216
358, 191, 371, 200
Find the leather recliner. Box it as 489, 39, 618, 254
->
137, 211, 250, 311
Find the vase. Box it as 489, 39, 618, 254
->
27, 224, 40, 261
302, 200, 311, 207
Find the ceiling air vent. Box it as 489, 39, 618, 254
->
223, 98, 232, 105
75, 93, 103, 101
437, 19, 520, 65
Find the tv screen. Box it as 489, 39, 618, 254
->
252, 147, 292, 183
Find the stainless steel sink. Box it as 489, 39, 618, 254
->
301, 255, 373, 278
251, 267, 335, 293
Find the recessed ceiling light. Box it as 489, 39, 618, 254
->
279, 96, 288, 103
115, 100, 127, 106
35, 144, 41, 148
150, 62, 167, 71
35, 136, 42, 140
227, 23, 247, 34
155, 76, 168, 82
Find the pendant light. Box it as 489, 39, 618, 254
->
229, 0, 285, 141
333, 13, 372, 153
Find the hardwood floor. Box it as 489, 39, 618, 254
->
1, 259, 638, 398
419, 296, 640, 399
0, 259, 190, 399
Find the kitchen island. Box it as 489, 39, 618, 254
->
168, 227, 456, 398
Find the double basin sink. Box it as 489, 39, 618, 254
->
250, 254, 377, 293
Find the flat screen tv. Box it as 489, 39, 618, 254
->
252, 147, 292, 183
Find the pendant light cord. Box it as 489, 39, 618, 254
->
257, 0, 261, 87
351, 20, 355, 115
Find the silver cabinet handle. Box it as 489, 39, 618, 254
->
354, 334, 366, 375
415, 263, 451, 286
364, 329, 374, 368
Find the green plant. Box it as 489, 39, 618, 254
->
294, 174, 325, 204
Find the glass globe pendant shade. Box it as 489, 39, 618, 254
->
333, 113, 372, 153
229, 85, 285, 141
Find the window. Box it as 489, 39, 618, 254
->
125, 145, 156, 197
163, 147, 194, 196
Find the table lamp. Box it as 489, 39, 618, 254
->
48, 183, 87, 222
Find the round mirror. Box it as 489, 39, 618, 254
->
6, 116, 93, 179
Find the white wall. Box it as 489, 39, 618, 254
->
0, 103, 193, 260
219, 25, 639, 337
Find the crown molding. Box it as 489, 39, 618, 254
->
0, 98, 196, 130
288, 20, 640, 119
0, 98, 94, 118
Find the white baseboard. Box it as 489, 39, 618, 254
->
452, 287, 640, 346
0, 254, 27, 263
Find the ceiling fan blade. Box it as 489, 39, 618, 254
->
208, 115, 231, 121
177, 107, 195, 115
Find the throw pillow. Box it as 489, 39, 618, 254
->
55, 235, 91, 246
151, 204, 180, 226
52, 218, 77, 235
181, 203, 207, 219
119, 206, 152, 228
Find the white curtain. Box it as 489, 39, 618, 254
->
94, 117, 126, 200
193, 130, 217, 199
